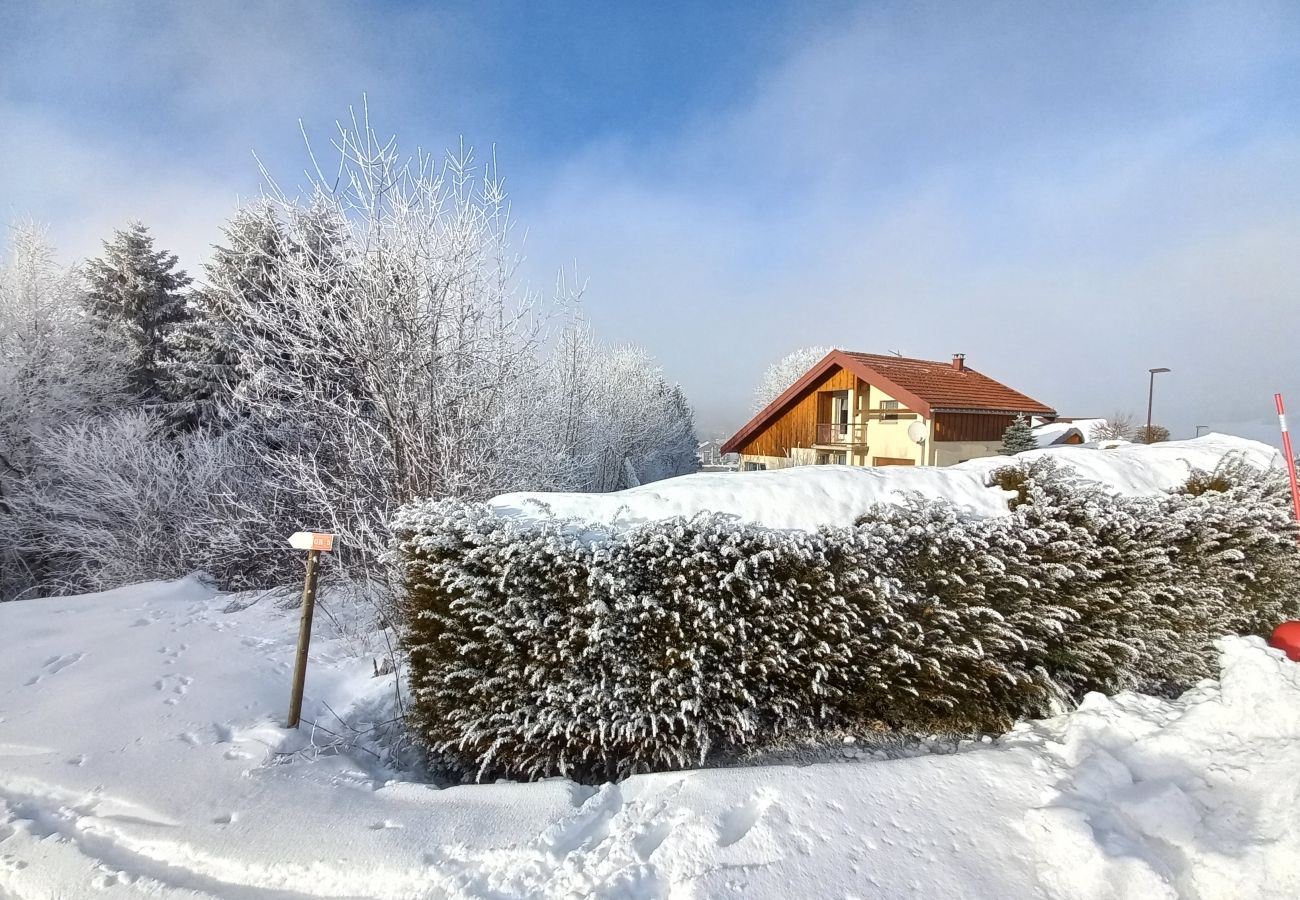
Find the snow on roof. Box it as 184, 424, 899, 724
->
1031, 422, 1081, 447
489, 434, 1282, 532
1031, 418, 1108, 447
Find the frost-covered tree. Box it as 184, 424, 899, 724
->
206, 110, 583, 573
166, 202, 330, 432
3, 116, 703, 602
1090, 413, 1136, 442
203, 109, 701, 578
539, 322, 698, 491
84, 222, 192, 406
163, 305, 232, 430
0, 224, 128, 599
999, 413, 1037, 455
751, 345, 833, 412
654, 384, 700, 480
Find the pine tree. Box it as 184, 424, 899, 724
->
165, 205, 290, 431
1000, 413, 1037, 455
162, 301, 236, 430
660, 384, 701, 477
84, 222, 192, 407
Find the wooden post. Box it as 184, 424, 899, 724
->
286, 549, 320, 729
285, 531, 334, 729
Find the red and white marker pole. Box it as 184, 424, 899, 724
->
1276, 393, 1300, 544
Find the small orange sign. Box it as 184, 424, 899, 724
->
289, 531, 335, 552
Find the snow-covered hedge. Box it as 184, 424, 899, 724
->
394, 458, 1300, 782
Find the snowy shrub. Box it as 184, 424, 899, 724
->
397, 457, 1300, 782
0, 225, 129, 599
1165, 460, 1300, 648
395, 504, 867, 781
848, 498, 1051, 728
6, 411, 298, 595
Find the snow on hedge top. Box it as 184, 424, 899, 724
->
488, 434, 1283, 531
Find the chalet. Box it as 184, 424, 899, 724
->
722, 350, 1056, 469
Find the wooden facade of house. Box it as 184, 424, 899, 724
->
930, 411, 1021, 442
738, 366, 858, 458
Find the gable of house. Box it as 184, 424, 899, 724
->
723, 350, 1055, 467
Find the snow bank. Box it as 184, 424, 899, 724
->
489, 433, 1282, 531
2, 579, 1298, 898
1006, 636, 1300, 900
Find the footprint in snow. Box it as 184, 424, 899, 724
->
157, 644, 188, 666
155, 674, 193, 705
716, 789, 777, 848
540, 784, 623, 855
92, 867, 135, 889
633, 816, 676, 861
23, 652, 85, 686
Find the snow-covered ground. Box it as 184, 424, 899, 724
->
2, 577, 1298, 898
489, 434, 1285, 531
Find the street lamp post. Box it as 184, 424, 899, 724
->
1146, 367, 1171, 441
1194, 425, 1209, 438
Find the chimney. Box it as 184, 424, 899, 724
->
951, 353, 966, 372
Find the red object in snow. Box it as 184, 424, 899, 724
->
1269, 622, 1300, 661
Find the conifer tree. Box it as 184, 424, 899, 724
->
165, 205, 290, 430
162, 300, 233, 430
84, 222, 192, 407
1000, 413, 1037, 455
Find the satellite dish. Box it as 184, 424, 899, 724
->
907, 420, 927, 444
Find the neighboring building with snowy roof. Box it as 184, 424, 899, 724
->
1032, 417, 1107, 448
722, 350, 1056, 469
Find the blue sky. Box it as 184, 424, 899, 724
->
3, 1, 1299, 442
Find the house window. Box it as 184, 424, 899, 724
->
743, 462, 767, 472
881, 400, 900, 422
831, 391, 850, 435
816, 451, 846, 465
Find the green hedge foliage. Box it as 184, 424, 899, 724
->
393, 457, 1300, 782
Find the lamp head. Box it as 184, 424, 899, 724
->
1149, 367, 1171, 374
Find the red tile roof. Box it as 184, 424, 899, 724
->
840, 352, 1055, 414
721, 350, 1055, 455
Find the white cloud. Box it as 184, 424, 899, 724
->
518, 4, 1300, 441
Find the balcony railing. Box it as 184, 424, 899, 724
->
815, 423, 868, 445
